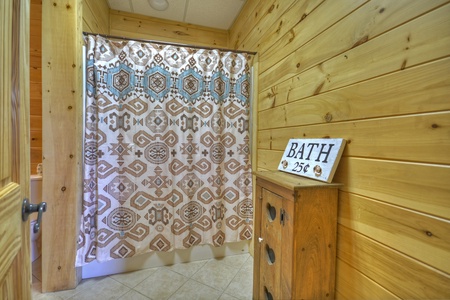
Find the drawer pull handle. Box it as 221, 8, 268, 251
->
266, 244, 276, 265
266, 203, 276, 221
258, 237, 264, 243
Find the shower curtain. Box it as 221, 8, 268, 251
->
76, 35, 253, 266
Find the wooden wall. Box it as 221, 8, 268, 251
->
30, 0, 41, 175
41, 0, 84, 292
109, 10, 228, 48
229, 0, 450, 299
83, 0, 109, 34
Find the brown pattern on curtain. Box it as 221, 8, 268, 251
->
76, 35, 253, 265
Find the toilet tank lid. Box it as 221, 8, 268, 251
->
31, 174, 43, 181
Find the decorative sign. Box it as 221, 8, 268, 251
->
278, 138, 346, 183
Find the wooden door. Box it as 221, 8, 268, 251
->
259, 188, 284, 300
0, 0, 32, 299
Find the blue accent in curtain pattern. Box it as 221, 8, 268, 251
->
76, 35, 253, 265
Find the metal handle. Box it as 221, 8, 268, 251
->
22, 198, 47, 233
258, 237, 263, 243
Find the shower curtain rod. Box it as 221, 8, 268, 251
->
82, 32, 257, 55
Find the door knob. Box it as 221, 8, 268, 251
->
22, 198, 47, 233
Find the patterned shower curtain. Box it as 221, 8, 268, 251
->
76, 35, 253, 266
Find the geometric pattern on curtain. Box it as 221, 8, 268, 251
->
76, 35, 253, 266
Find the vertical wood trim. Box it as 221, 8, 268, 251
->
250, 54, 259, 257
41, 0, 82, 292
18, 0, 32, 297
0, 0, 13, 183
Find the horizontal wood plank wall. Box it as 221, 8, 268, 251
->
30, 0, 41, 175
109, 10, 228, 48
229, 0, 450, 298
82, 0, 109, 34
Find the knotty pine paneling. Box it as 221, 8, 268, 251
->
261, 112, 450, 164
83, 0, 109, 34
235, 0, 299, 51
260, 2, 450, 96
230, 0, 450, 297
335, 259, 399, 300
258, 57, 450, 115
338, 191, 450, 274
30, 0, 41, 174
109, 11, 228, 48
338, 225, 450, 299
259, 0, 446, 75
42, 0, 83, 292
258, 0, 366, 73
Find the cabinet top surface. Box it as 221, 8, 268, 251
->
254, 170, 342, 190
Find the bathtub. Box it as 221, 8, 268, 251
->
82, 240, 250, 278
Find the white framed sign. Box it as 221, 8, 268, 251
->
278, 138, 346, 183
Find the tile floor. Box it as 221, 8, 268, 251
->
31, 253, 253, 300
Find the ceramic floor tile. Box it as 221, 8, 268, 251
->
33, 274, 40, 284
240, 256, 254, 274
219, 293, 239, 300
110, 267, 159, 288
44, 276, 105, 299
32, 282, 65, 300
224, 268, 253, 300
191, 259, 240, 291
32, 256, 42, 282
118, 289, 151, 300
168, 279, 222, 300
133, 268, 189, 300
164, 259, 208, 278
214, 254, 250, 269
67, 277, 130, 300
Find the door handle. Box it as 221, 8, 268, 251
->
22, 198, 47, 233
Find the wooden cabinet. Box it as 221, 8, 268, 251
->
253, 171, 341, 300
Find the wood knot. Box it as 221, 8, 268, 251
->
425, 231, 433, 237
352, 35, 369, 48
379, 8, 385, 13
431, 123, 438, 129
296, 62, 301, 68
401, 60, 407, 70
324, 112, 333, 122
268, 4, 275, 13
174, 31, 189, 36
